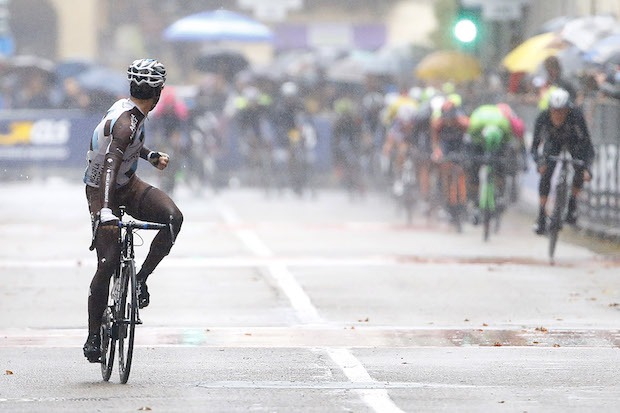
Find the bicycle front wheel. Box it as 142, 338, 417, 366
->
117, 260, 137, 384
549, 182, 568, 262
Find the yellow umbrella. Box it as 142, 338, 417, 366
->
415, 51, 481, 82
502, 32, 562, 73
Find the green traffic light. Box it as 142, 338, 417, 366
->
454, 18, 478, 43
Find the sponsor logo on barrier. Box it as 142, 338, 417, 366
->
0, 119, 72, 160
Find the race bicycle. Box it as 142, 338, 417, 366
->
547, 149, 584, 263
90, 207, 168, 383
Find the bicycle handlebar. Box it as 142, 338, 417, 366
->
118, 221, 167, 230
89, 218, 168, 251
547, 155, 585, 166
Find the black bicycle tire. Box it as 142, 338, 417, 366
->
118, 260, 137, 384
483, 207, 491, 242
100, 306, 115, 381
453, 165, 463, 233
549, 180, 568, 261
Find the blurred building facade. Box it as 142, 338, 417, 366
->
7, 0, 437, 65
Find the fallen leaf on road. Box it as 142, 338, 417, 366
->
464, 319, 470, 322
137, 408, 151, 411
609, 303, 620, 307
482, 323, 488, 327
493, 342, 502, 347
535, 327, 548, 332
6, 370, 13, 375
244, 333, 252, 336
498, 401, 505, 404
365, 317, 369, 322
589, 297, 597, 301
533, 341, 540, 344
351, 326, 355, 330
553, 344, 561, 347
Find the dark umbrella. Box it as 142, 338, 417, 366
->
76, 67, 128, 96
6, 55, 56, 82
56, 59, 94, 80
194, 49, 249, 79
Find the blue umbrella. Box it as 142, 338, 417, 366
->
584, 34, 620, 64
163, 10, 274, 42
76, 67, 128, 96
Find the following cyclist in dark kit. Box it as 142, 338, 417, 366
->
531, 88, 594, 235
82, 59, 183, 362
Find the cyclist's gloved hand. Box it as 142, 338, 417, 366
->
99, 207, 119, 223
148, 151, 170, 170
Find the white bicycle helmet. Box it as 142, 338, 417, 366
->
548, 88, 570, 109
127, 59, 167, 88
396, 103, 416, 123
408, 87, 422, 102
281, 81, 298, 98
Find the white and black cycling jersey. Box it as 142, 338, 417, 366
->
84, 99, 147, 188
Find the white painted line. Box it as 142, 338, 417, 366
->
215, 202, 320, 323
235, 230, 274, 258
214, 201, 404, 413
268, 263, 321, 324
327, 348, 405, 413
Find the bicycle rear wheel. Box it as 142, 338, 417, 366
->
100, 306, 115, 381
117, 260, 137, 384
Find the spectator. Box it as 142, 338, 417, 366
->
59, 77, 90, 110
597, 63, 620, 101
13, 71, 53, 109
540, 56, 577, 102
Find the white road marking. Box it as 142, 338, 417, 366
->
214, 201, 404, 413
327, 348, 405, 413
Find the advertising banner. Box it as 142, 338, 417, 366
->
0, 110, 100, 168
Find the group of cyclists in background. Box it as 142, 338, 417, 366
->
157, 69, 594, 240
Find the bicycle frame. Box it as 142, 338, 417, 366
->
547, 148, 585, 261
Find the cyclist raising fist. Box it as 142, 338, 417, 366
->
82, 59, 183, 362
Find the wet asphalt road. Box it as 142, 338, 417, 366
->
1, 178, 620, 412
